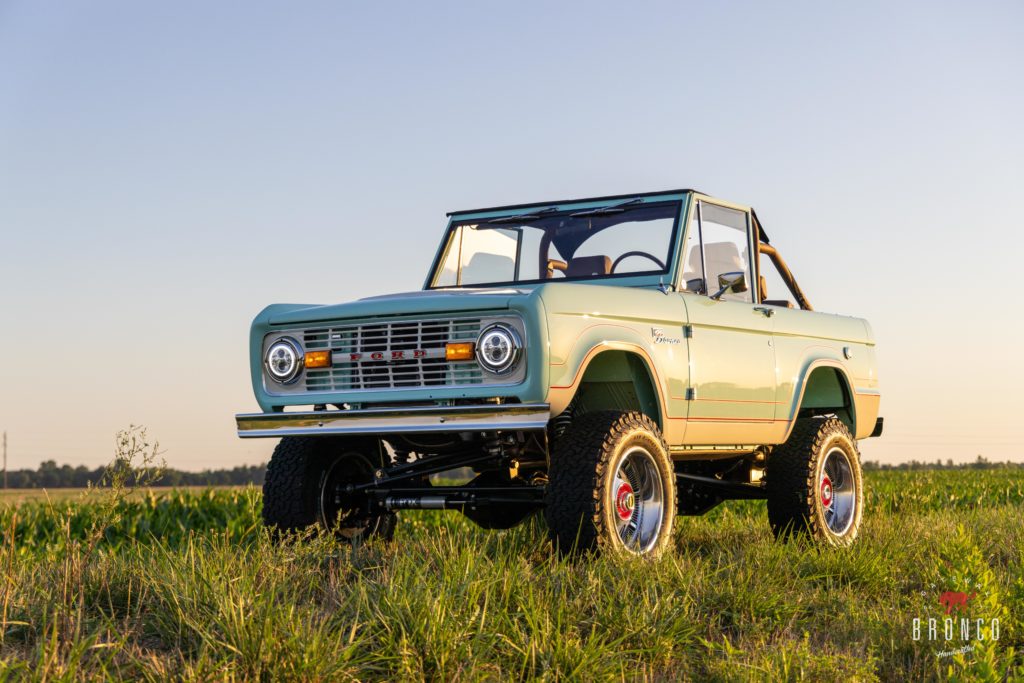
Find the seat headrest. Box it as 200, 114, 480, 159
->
703, 241, 743, 268
688, 242, 744, 272
462, 252, 515, 283
566, 255, 611, 278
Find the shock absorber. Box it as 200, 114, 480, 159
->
383, 495, 450, 510
549, 398, 576, 442
484, 436, 504, 459
484, 433, 526, 476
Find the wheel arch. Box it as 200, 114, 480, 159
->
780, 360, 857, 442
548, 345, 665, 431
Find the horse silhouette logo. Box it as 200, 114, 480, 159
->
938, 591, 976, 614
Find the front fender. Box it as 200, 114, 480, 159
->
546, 335, 670, 417
536, 283, 690, 439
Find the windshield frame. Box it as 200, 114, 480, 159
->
424, 193, 690, 290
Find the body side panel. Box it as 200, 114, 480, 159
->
771, 308, 879, 441
678, 292, 779, 444
670, 198, 778, 445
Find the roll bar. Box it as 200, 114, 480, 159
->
757, 242, 813, 311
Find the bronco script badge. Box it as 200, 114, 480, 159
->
651, 327, 681, 345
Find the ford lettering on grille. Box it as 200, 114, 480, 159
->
347, 348, 444, 362
301, 318, 483, 391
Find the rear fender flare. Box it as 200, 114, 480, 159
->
780, 358, 857, 442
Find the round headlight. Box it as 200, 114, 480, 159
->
265, 338, 303, 384
476, 324, 521, 375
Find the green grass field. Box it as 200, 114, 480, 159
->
0, 486, 244, 507
1, 470, 1022, 681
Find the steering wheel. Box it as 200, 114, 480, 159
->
610, 250, 665, 273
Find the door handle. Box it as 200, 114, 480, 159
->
754, 306, 775, 318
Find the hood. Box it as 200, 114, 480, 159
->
266, 288, 534, 326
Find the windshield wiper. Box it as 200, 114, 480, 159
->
487, 207, 558, 224
569, 198, 644, 217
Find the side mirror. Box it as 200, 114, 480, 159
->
711, 271, 748, 300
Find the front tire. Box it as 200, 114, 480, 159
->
262, 436, 396, 542
766, 417, 864, 546
545, 411, 676, 556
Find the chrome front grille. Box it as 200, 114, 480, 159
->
302, 318, 484, 392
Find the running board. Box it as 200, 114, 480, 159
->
675, 472, 767, 499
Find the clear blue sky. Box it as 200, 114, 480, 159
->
1, 1, 1022, 470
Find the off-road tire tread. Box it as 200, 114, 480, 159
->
544, 410, 675, 555
262, 436, 318, 532
766, 416, 862, 544
262, 436, 396, 541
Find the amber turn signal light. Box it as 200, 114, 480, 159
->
304, 350, 332, 369
445, 342, 475, 361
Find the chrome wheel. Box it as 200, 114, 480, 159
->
610, 446, 665, 553
820, 447, 856, 535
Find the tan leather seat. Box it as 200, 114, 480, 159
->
684, 243, 749, 295
462, 252, 515, 284
703, 242, 745, 288
566, 255, 611, 278
759, 274, 794, 308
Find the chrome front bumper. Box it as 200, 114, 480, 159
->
236, 403, 551, 438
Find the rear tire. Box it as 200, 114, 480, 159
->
766, 417, 863, 546
544, 411, 676, 556
262, 436, 396, 542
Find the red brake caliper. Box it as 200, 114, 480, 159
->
820, 475, 833, 508
615, 482, 635, 521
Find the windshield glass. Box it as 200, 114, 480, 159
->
430, 201, 681, 288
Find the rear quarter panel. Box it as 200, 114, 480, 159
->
771, 309, 880, 441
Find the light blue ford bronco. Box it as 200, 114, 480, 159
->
238, 190, 881, 555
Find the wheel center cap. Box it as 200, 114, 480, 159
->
821, 475, 833, 507
615, 483, 635, 521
